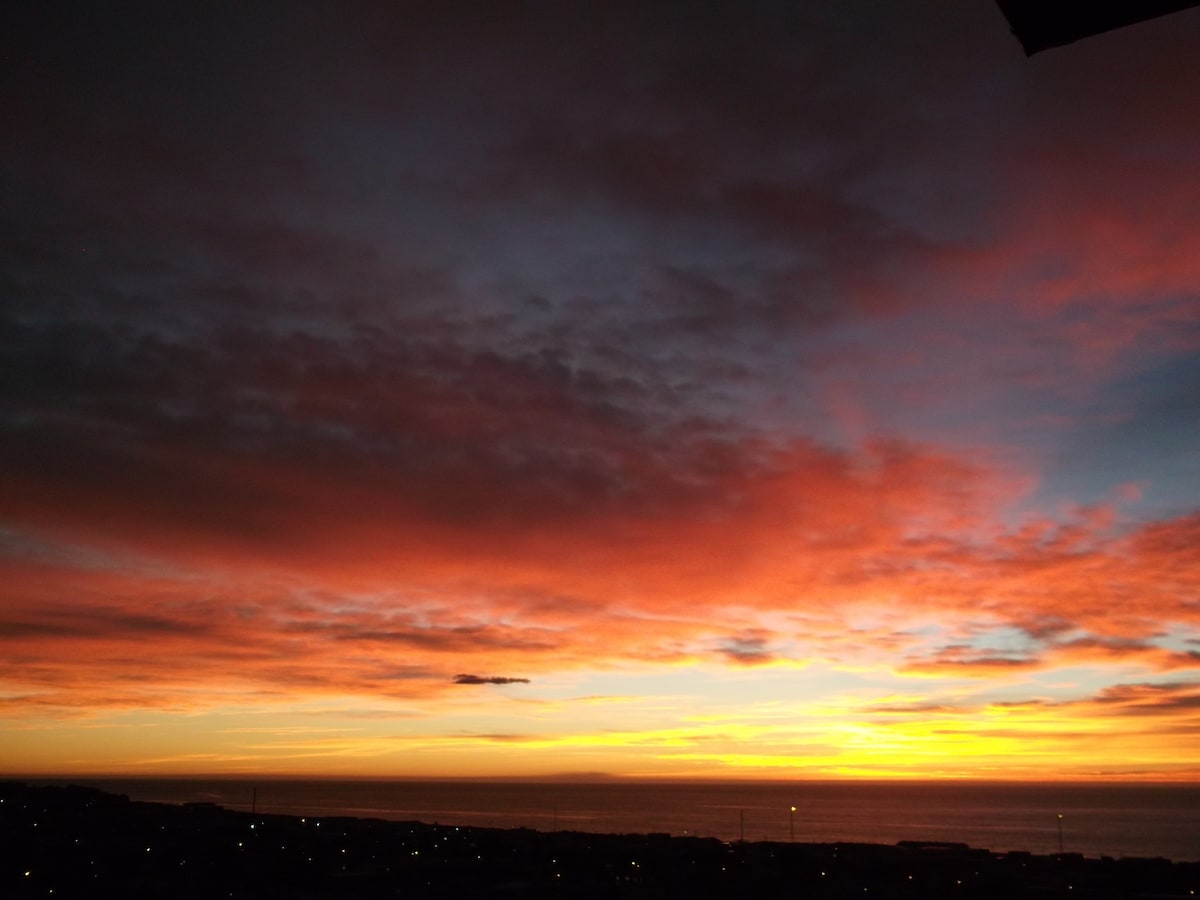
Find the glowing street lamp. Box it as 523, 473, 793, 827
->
790, 806, 796, 843
1057, 814, 1064, 854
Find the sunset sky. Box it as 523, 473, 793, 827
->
2, 1, 1198, 781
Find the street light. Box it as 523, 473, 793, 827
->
790, 806, 796, 842
1057, 814, 1064, 854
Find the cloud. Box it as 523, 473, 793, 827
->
863, 701, 972, 716
899, 652, 1041, 678
1, 1, 1198, 777
2, 442, 1196, 716
1084, 681, 1200, 715
453, 674, 531, 686
1051, 638, 1200, 672
716, 631, 775, 666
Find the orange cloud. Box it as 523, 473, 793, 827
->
3, 432, 1197, 729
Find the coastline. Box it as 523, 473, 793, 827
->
18, 775, 1200, 861
4, 781, 1198, 898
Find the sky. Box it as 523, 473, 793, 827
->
2, 1, 1198, 781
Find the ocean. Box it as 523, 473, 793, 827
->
46, 778, 1200, 863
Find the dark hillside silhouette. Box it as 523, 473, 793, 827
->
4, 782, 1198, 899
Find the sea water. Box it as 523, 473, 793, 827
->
51, 778, 1200, 862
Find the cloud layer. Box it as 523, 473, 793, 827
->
1, 0, 1198, 778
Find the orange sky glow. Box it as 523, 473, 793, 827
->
2, 2, 1198, 781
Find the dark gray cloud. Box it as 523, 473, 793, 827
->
0, 0, 1130, 537
716, 631, 775, 666
453, 674, 531, 686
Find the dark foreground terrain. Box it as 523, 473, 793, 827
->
3, 781, 1197, 898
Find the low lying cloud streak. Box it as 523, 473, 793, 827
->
453, 675, 532, 686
